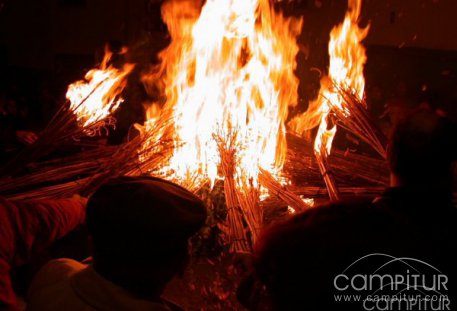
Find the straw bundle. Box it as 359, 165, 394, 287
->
215, 131, 251, 253
330, 83, 387, 159
258, 167, 313, 212
1, 59, 134, 177
235, 182, 262, 246
1, 118, 173, 201
61, 116, 173, 197
0, 146, 116, 195
314, 149, 340, 201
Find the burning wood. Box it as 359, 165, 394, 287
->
289, 0, 379, 199
134, 0, 309, 250
314, 146, 340, 201
258, 167, 314, 212
79, 119, 173, 197
0, 50, 134, 176
216, 130, 251, 253
66, 48, 134, 132
331, 84, 387, 159
235, 184, 262, 247
142, 0, 303, 192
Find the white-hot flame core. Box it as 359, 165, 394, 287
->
149, 0, 302, 190
66, 52, 134, 128
328, 0, 368, 108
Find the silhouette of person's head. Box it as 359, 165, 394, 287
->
86, 176, 207, 299
388, 108, 456, 195
240, 202, 400, 311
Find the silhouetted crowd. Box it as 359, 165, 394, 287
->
1, 105, 456, 310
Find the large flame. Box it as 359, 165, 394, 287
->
289, 0, 369, 157
66, 50, 134, 128
145, 0, 302, 190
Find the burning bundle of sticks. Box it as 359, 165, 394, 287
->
76, 114, 174, 197
0, 50, 134, 176
215, 129, 312, 253
215, 130, 252, 253
289, 0, 387, 201
258, 168, 314, 213
330, 83, 387, 159
0, 49, 176, 200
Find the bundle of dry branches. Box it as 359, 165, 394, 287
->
330, 83, 387, 159
235, 182, 262, 247
1, 118, 173, 201
1, 59, 134, 177
216, 131, 251, 253
0, 112, 85, 176
0, 146, 116, 195
77, 122, 174, 197
285, 133, 389, 187
314, 149, 340, 200
258, 167, 313, 212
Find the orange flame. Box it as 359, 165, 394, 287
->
66, 50, 134, 128
144, 0, 302, 190
289, 0, 369, 157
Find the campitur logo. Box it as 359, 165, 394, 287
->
333, 253, 451, 310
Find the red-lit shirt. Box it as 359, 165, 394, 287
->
0, 197, 85, 311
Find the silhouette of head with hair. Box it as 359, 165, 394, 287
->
239, 202, 402, 311
388, 108, 456, 197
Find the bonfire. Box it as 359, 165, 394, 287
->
1, 0, 389, 253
